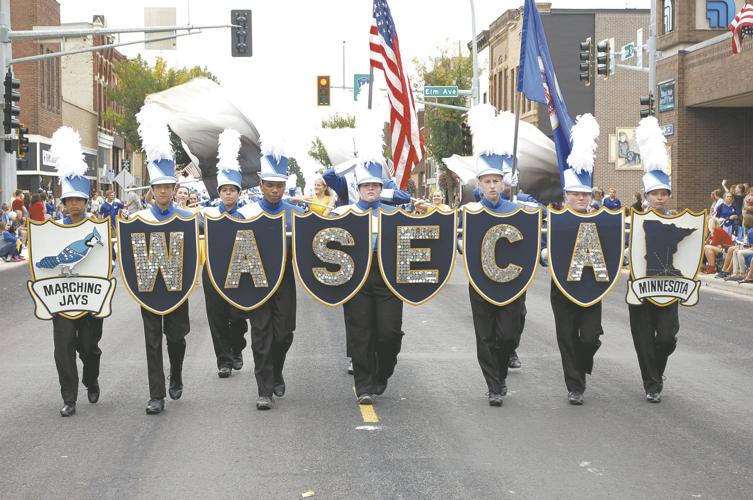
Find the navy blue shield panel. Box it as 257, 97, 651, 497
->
204, 213, 286, 311
463, 207, 542, 306
548, 207, 625, 307
378, 209, 458, 305
117, 214, 200, 315
292, 211, 373, 307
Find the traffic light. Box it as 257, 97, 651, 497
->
17, 124, 29, 160
317, 75, 330, 106
461, 121, 472, 156
639, 94, 655, 118
579, 37, 592, 87
230, 10, 252, 57
3, 69, 20, 153
596, 39, 612, 79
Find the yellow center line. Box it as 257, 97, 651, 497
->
353, 386, 380, 423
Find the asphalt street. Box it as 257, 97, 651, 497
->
0, 257, 752, 499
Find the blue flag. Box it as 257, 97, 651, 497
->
517, 0, 574, 190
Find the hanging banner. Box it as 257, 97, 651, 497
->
378, 209, 457, 305
205, 212, 286, 311
548, 207, 625, 307
117, 214, 200, 315
626, 209, 706, 306
292, 211, 372, 306
463, 207, 542, 306
26, 217, 115, 320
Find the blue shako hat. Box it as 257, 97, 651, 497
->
466, 104, 516, 179
50, 126, 90, 200
636, 116, 671, 194
216, 128, 242, 190
563, 113, 599, 193
259, 130, 289, 182
136, 102, 177, 185
354, 161, 384, 186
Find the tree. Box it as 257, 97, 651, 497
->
414, 48, 473, 169
308, 113, 356, 170
287, 158, 306, 190
103, 55, 218, 166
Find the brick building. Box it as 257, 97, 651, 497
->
487, 4, 650, 205
655, 0, 753, 211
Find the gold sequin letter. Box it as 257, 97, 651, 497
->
481, 224, 523, 283
131, 231, 185, 292
396, 225, 439, 284
225, 230, 268, 288
312, 228, 355, 286
567, 222, 609, 282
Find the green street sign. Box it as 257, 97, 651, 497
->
621, 42, 636, 61
423, 85, 459, 98
354, 73, 371, 101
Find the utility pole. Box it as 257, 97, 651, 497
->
469, 0, 479, 105
648, 0, 657, 100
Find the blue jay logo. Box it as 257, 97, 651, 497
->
35, 227, 104, 276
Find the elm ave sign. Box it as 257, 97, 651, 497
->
423, 86, 459, 98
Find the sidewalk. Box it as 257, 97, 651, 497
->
0, 246, 28, 272
697, 271, 753, 298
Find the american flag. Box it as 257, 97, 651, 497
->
369, 0, 425, 190
180, 162, 201, 179
730, 3, 753, 54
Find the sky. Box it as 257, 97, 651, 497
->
58, 0, 651, 184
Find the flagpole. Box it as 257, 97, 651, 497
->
510, 89, 523, 199
367, 66, 374, 110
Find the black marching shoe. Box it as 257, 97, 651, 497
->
374, 379, 388, 396
145, 398, 165, 415
60, 402, 76, 417
488, 393, 503, 407
646, 392, 662, 403
87, 382, 100, 404
357, 393, 374, 405
500, 380, 508, 397
232, 353, 244, 370
218, 366, 232, 378
169, 377, 183, 400
568, 391, 584, 405
273, 383, 286, 397
508, 351, 522, 369
256, 396, 273, 410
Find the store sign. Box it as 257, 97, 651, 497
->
658, 80, 675, 112
42, 149, 55, 167
661, 124, 674, 136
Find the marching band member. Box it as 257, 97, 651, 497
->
463, 104, 526, 407
550, 114, 603, 406
237, 134, 304, 410
629, 116, 678, 404
331, 162, 402, 405
200, 129, 248, 378
48, 127, 104, 417
134, 103, 194, 415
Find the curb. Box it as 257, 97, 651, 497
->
697, 273, 753, 298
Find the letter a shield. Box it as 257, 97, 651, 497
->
547, 207, 624, 307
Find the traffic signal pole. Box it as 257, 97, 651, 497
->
0, 0, 15, 205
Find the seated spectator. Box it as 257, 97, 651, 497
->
602, 187, 622, 210
54, 202, 66, 220
710, 188, 724, 215
11, 189, 27, 217
720, 213, 753, 281
28, 193, 46, 221
43, 192, 55, 217
704, 217, 733, 273
744, 186, 753, 210
0, 221, 23, 262
715, 191, 740, 235
1, 202, 10, 225
590, 187, 603, 211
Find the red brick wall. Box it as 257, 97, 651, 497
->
10, 0, 62, 138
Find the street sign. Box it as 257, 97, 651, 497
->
423, 86, 459, 98
660, 124, 674, 136
353, 73, 371, 101
621, 42, 635, 61
114, 168, 135, 188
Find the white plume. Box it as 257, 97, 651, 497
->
286, 173, 298, 190
135, 102, 173, 163
216, 128, 241, 173
353, 84, 387, 166
259, 125, 287, 161
566, 113, 600, 174
50, 126, 87, 179
635, 116, 669, 173
467, 104, 513, 157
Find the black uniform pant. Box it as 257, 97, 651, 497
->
469, 285, 526, 394
343, 261, 404, 397
629, 301, 679, 393
141, 301, 190, 399
52, 315, 103, 403
235, 260, 296, 397
550, 283, 603, 393
202, 268, 248, 369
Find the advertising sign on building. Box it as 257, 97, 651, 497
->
658, 80, 675, 112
